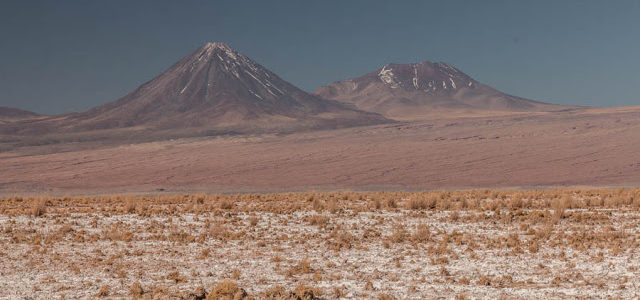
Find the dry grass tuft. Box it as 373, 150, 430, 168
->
378, 293, 396, 300
287, 258, 314, 277
219, 199, 234, 210
30, 199, 47, 217
389, 224, 407, 244
207, 280, 248, 300
167, 270, 187, 283
327, 199, 339, 214
406, 196, 435, 210
124, 198, 137, 213
96, 285, 110, 297
293, 284, 322, 300
260, 284, 321, 300
248, 216, 260, 227
129, 282, 144, 297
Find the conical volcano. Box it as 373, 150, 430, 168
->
66, 42, 389, 132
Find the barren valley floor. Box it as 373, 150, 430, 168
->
1, 107, 640, 194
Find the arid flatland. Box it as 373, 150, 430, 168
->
2, 189, 640, 299
2, 107, 639, 194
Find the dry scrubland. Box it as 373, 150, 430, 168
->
2, 189, 640, 299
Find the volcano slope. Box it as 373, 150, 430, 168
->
315, 61, 569, 120
0, 106, 639, 194
64, 42, 388, 132
0, 43, 389, 149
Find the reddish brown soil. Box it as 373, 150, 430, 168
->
1, 107, 639, 194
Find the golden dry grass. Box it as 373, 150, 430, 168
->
2, 188, 639, 216
1, 188, 640, 298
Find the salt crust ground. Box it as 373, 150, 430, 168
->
1, 191, 639, 299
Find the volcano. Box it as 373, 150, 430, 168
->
65, 42, 389, 133
314, 61, 567, 119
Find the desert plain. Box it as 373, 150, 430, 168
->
1, 107, 640, 299
1, 106, 639, 194
2, 189, 640, 299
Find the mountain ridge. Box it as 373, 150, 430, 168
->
0, 106, 41, 119
314, 61, 569, 119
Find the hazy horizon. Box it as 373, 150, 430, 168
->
1, 0, 639, 114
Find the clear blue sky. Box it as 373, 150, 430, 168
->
1, 0, 639, 114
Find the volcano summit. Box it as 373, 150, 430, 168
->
64, 42, 389, 133
315, 61, 566, 119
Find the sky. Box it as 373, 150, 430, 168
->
1, 0, 639, 114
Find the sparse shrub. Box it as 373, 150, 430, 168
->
306, 215, 330, 227
231, 269, 241, 280
167, 270, 186, 283
327, 199, 339, 214
260, 284, 321, 299
312, 198, 324, 211
476, 275, 491, 286
449, 210, 459, 222
406, 197, 434, 210
378, 293, 396, 300
389, 224, 407, 243
506, 233, 520, 248
209, 223, 231, 241
386, 198, 397, 209
364, 281, 375, 291
333, 286, 344, 298
200, 248, 211, 259
261, 286, 289, 299
328, 228, 355, 250
455, 293, 469, 300
293, 284, 322, 300
551, 276, 564, 286
124, 198, 137, 213
374, 198, 382, 210
528, 240, 540, 253
219, 199, 234, 210
187, 286, 207, 300
440, 266, 450, 277
129, 282, 144, 297
102, 226, 134, 242
31, 199, 47, 217
287, 257, 314, 276
248, 216, 259, 226
207, 280, 248, 300
58, 224, 73, 235
510, 194, 523, 210
552, 198, 568, 221
96, 285, 109, 297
